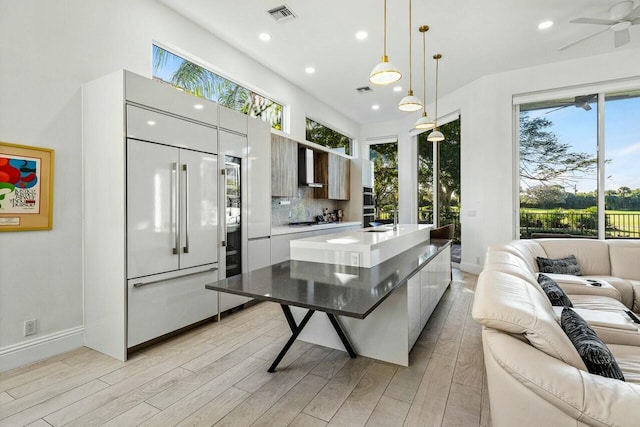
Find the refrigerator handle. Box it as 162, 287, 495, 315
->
172, 163, 179, 255
221, 168, 226, 247
182, 164, 189, 254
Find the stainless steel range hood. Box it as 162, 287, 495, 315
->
298, 147, 324, 188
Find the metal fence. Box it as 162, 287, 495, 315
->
520, 211, 640, 239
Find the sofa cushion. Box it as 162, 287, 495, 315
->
610, 344, 640, 384
561, 308, 625, 381
537, 239, 611, 276
473, 270, 586, 370
537, 274, 573, 307
608, 240, 640, 280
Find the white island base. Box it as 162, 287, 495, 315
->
290, 244, 451, 366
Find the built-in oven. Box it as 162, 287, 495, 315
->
363, 186, 374, 207
363, 186, 375, 226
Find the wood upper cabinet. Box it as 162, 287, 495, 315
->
314, 152, 350, 200
329, 153, 350, 200
271, 134, 298, 197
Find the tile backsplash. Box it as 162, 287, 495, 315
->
272, 187, 338, 226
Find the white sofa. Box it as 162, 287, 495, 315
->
475, 239, 640, 427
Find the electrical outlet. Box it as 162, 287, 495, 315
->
24, 319, 37, 337
351, 252, 360, 267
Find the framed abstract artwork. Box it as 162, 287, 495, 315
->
0, 142, 54, 231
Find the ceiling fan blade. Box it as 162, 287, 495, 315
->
624, 4, 640, 20
570, 17, 616, 25
558, 27, 611, 51
614, 28, 631, 47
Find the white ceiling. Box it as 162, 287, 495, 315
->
157, 0, 639, 125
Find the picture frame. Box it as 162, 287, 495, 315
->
0, 142, 54, 231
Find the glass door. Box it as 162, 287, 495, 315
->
225, 155, 241, 277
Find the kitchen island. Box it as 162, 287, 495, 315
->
206, 227, 451, 368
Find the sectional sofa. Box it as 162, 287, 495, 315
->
474, 239, 640, 427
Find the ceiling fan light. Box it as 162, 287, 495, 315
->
427, 129, 444, 142
369, 57, 402, 85
398, 91, 423, 112
415, 112, 435, 130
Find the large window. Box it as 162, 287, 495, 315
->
518, 89, 640, 239
369, 142, 398, 221
305, 118, 352, 155
152, 45, 283, 130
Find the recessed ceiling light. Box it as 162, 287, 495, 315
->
305, 66, 315, 74
355, 31, 368, 40
259, 32, 271, 41
146, 120, 156, 126
538, 20, 553, 30
193, 104, 204, 110
372, 104, 380, 110
393, 86, 402, 92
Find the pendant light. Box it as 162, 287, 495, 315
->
398, 0, 422, 111
415, 25, 435, 129
427, 54, 445, 142
369, 0, 402, 86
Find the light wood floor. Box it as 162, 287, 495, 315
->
0, 270, 489, 427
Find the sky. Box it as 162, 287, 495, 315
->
524, 95, 640, 193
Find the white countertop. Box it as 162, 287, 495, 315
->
289, 224, 433, 267
271, 221, 361, 236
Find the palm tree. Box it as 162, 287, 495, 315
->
152, 45, 282, 129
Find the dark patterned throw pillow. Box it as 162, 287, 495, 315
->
561, 308, 625, 381
537, 274, 573, 307
536, 255, 582, 276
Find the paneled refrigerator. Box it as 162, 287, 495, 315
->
125, 109, 220, 348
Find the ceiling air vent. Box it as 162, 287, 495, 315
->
267, 5, 297, 22
356, 86, 373, 94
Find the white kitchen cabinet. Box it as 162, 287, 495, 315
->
248, 237, 272, 271
219, 105, 248, 134
407, 275, 421, 349
420, 247, 451, 331
247, 118, 271, 239
271, 234, 294, 264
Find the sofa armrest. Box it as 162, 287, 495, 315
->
483, 328, 640, 427
540, 273, 622, 302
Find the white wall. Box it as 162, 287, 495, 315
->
0, 0, 359, 359
362, 47, 640, 273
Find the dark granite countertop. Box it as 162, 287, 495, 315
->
205, 239, 451, 319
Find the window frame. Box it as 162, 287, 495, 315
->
513, 80, 640, 240
305, 117, 354, 155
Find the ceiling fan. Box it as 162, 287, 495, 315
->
545, 95, 596, 114
559, 1, 640, 51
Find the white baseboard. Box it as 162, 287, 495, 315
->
0, 326, 84, 372
459, 262, 483, 275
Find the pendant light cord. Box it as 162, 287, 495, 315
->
383, 0, 387, 58
434, 56, 439, 127
408, 0, 412, 91
422, 31, 426, 112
